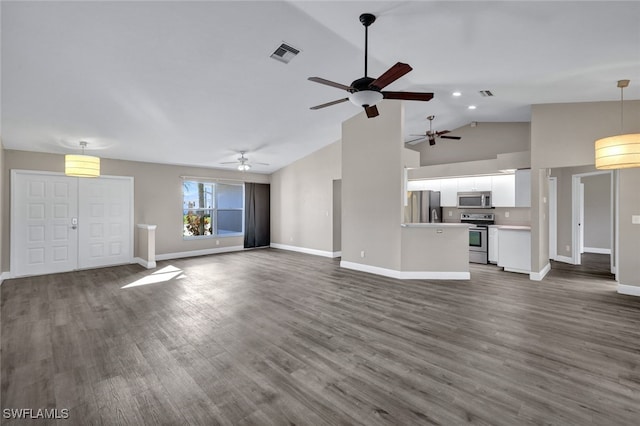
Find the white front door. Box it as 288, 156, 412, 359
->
11, 171, 133, 277
11, 171, 79, 276
78, 176, 133, 269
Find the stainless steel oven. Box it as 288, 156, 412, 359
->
461, 213, 495, 264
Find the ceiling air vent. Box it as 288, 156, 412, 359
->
479, 90, 494, 97
270, 43, 301, 64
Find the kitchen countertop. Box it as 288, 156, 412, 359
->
488, 225, 531, 230
402, 223, 471, 228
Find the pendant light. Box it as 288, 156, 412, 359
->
595, 80, 640, 169
65, 141, 100, 177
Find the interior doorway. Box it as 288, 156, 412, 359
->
11, 170, 134, 277
571, 171, 614, 274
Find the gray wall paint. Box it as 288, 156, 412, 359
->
332, 179, 341, 253
342, 101, 404, 270
269, 141, 341, 253
0, 141, 4, 277
582, 173, 611, 250
408, 122, 530, 166
531, 100, 640, 284
549, 165, 599, 257
2, 150, 270, 271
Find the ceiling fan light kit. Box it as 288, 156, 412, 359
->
595, 80, 640, 169
308, 13, 434, 118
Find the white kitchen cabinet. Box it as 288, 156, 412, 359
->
440, 178, 458, 207
488, 226, 499, 263
457, 176, 492, 192
491, 174, 516, 207
515, 169, 531, 207
407, 179, 441, 192
497, 228, 531, 274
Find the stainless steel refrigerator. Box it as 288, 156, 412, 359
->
405, 190, 442, 223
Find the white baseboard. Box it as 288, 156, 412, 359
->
270, 243, 341, 258
340, 260, 470, 280
530, 262, 551, 281
617, 284, 640, 297
134, 257, 157, 269
554, 255, 574, 264
0, 272, 10, 286
583, 247, 611, 255
156, 245, 244, 261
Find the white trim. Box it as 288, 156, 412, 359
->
134, 257, 157, 269
529, 262, 551, 281
554, 255, 575, 264
583, 247, 611, 255
137, 224, 157, 230
548, 177, 557, 260
340, 260, 470, 280
0, 272, 10, 286
270, 243, 341, 258
156, 245, 244, 261
617, 284, 640, 297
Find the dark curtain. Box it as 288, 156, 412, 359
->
244, 183, 270, 248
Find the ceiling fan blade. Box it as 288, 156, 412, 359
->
410, 134, 427, 136
310, 98, 349, 110
220, 161, 239, 164
382, 91, 434, 101
308, 77, 352, 91
370, 62, 412, 90
436, 130, 451, 136
254, 162, 270, 166
440, 135, 462, 140
365, 105, 379, 118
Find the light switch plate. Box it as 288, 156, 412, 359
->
632, 215, 640, 225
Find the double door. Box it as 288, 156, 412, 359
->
11, 171, 133, 277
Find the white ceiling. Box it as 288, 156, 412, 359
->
2, 1, 639, 173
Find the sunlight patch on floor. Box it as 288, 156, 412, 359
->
122, 265, 185, 289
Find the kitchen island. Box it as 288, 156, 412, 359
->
400, 223, 471, 279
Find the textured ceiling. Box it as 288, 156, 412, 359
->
2, 1, 639, 173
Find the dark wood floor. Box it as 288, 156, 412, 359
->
551, 252, 615, 279
2, 249, 640, 425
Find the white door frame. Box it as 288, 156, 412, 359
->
548, 177, 557, 260
10, 170, 134, 278
571, 171, 613, 266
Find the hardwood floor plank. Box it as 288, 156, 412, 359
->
2, 249, 640, 425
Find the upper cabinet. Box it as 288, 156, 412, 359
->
457, 176, 492, 192
408, 170, 531, 208
491, 174, 516, 207
515, 169, 531, 207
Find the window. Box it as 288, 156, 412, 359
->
182, 181, 244, 238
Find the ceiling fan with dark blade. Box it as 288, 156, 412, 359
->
308, 13, 434, 119
220, 151, 269, 171
406, 115, 462, 146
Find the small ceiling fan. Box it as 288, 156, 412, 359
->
220, 151, 268, 171
407, 115, 462, 146
308, 13, 434, 118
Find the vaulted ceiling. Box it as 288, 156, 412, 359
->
2, 1, 639, 173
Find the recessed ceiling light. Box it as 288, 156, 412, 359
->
452, 91, 462, 97
468, 105, 477, 110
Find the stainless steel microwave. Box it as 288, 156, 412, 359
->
457, 191, 492, 209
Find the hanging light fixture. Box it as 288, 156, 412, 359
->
595, 80, 640, 169
237, 163, 250, 171
65, 141, 100, 177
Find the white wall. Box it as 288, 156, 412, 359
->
2, 150, 270, 270
341, 101, 404, 270
582, 173, 611, 251
408, 122, 530, 166
531, 100, 640, 286
269, 141, 341, 254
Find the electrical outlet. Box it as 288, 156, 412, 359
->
505, 211, 510, 218
216, 240, 220, 245
632, 215, 640, 225
448, 211, 452, 217
360, 250, 365, 258
566, 245, 571, 252
290, 236, 294, 242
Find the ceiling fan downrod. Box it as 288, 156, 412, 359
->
360, 13, 376, 77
